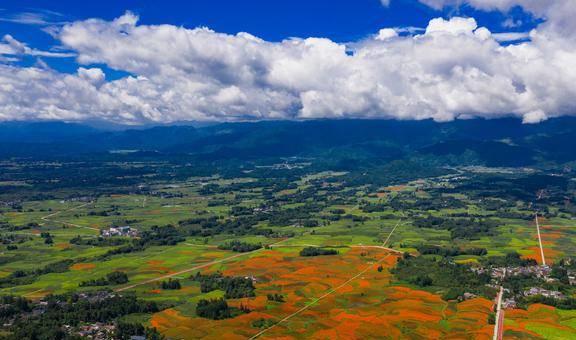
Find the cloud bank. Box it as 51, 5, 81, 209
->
0, 0, 575, 124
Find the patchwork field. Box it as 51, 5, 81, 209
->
148, 247, 495, 339
504, 304, 576, 339
0, 169, 575, 339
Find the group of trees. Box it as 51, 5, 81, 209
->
268, 204, 324, 227
266, 293, 285, 303
116, 322, 164, 340
40, 232, 53, 245
252, 318, 276, 329
0, 222, 37, 232
192, 272, 255, 299
97, 225, 187, 259
525, 296, 576, 310
3, 293, 160, 339
179, 215, 261, 237
217, 240, 262, 253
0, 234, 29, 245
416, 245, 487, 257
80, 271, 128, 287
0, 233, 29, 251
299, 247, 338, 257
389, 195, 467, 212
482, 252, 538, 267
196, 298, 235, 320
0, 296, 31, 320
160, 279, 181, 290
70, 236, 128, 247
551, 258, 576, 285
392, 253, 494, 300
0, 259, 74, 288
138, 225, 186, 246
412, 216, 498, 240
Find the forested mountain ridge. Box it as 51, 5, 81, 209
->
1, 118, 576, 167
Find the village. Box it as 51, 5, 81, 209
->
474, 260, 576, 310
100, 226, 139, 238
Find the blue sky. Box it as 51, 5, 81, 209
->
1, 1, 538, 39
0, 0, 569, 125
0, 0, 538, 77
1, 0, 537, 67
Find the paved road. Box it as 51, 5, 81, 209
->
534, 213, 546, 266
493, 285, 505, 340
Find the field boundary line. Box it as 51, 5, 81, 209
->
268, 244, 320, 248
351, 245, 404, 255
249, 218, 404, 339
40, 202, 92, 220
382, 218, 406, 247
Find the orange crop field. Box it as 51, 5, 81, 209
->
384, 185, 408, 192
539, 225, 574, 263
70, 263, 96, 271
522, 246, 562, 265
54, 242, 71, 250
504, 304, 576, 339
522, 224, 571, 264
149, 247, 495, 339
258, 287, 493, 339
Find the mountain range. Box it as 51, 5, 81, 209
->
1, 118, 576, 167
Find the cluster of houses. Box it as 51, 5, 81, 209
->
62, 293, 145, 339
68, 323, 115, 339
488, 265, 553, 281
502, 298, 517, 309
499, 286, 567, 310
472, 262, 576, 310
458, 292, 477, 302
100, 226, 139, 238
482, 264, 574, 310
253, 206, 274, 214
561, 258, 576, 285
2, 292, 128, 339
255, 161, 310, 170
58, 196, 93, 204
524, 287, 565, 299
0, 200, 22, 208
66, 323, 145, 340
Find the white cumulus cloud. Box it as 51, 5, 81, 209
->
425, 17, 478, 36
0, 2, 575, 124
375, 28, 398, 41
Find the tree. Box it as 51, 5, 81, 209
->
196, 298, 231, 320
160, 279, 181, 290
